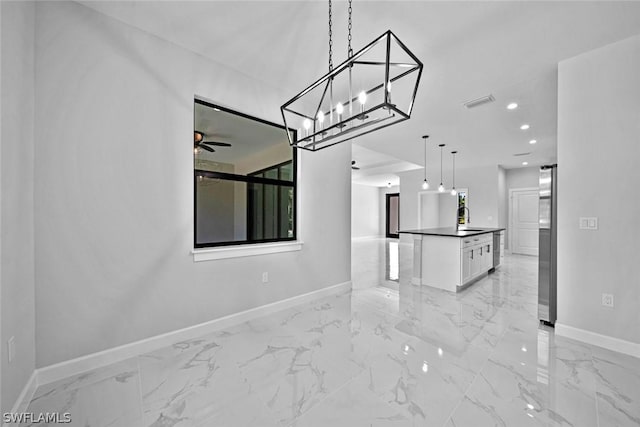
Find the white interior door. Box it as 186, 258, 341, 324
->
510, 188, 539, 256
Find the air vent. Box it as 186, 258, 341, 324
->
463, 94, 495, 109
513, 152, 531, 157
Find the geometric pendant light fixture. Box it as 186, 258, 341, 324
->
280, 0, 423, 151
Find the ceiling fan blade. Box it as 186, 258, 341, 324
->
200, 145, 215, 153
352, 166, 360, 170
201, 141, 232, 147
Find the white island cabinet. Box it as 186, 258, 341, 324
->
400, 228, 504, 292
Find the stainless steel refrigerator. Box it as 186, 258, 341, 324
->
538, 165, 557, 325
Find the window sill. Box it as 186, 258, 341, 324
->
192, 241, 304, 262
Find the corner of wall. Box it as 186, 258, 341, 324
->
0, 0, 37, 413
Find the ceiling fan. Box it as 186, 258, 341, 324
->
194, 131, 232, 153
351, 161, 360, 170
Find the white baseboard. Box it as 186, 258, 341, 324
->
555, 323, 640, 358
35, 281, 351, 388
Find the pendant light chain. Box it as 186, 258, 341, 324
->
348, 0, 353, 58
328, 0, 333, 71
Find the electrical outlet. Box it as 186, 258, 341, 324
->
580, 217, 598, 230
602, 293, 614, 308
262, 272, 269, 283
7, 336, 15, 364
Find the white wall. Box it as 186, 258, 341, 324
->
498, 166, 507, 228
557, 34, 640, 345
506, 166, 539, 190
437, 192, 458, 228
0, 0, 36, 412
351, 183, 380, 238
504, 166, 539, 249
399, 165, 500, 231
33, 2, 351, 367
419, 192, 441, 229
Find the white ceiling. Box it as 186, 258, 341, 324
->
81, 1, 640, 186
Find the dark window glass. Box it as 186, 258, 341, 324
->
194, 99, 296, 248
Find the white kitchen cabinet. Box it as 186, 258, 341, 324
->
461, 234, 492, 287
462, 246, 473, 284
401, 228, 503, 293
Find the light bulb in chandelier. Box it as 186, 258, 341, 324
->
303, 119, 311, 130
336, 102, 344, 115
438, 183, 445, 193
317, 111, 325, 123
358, 91, 367, 105
422, 179, 429, 190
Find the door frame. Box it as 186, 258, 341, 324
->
385, 193, 400, 238
508, 187, 539, 255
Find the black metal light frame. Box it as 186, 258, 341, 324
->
281, 30, 423, 151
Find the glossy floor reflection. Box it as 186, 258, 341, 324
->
22, 238, 640, 426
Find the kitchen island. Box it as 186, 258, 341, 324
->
399, 227, 505, 292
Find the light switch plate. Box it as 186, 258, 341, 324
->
7, 336, 15, 364
580, 217, 598, 230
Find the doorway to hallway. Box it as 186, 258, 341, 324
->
385, 193, 400, 238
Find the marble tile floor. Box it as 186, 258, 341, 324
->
20, 238, 640, 426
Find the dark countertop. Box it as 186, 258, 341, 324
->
399, 227, 505, 237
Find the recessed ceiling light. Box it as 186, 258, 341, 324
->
520, 124, 530, 130
507, 102, 518, 110
522, 161, 529, 166
529, 139, 537, 144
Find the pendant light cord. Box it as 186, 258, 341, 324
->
422, 135, 429, 181
440, 145, 443, 183
424, 139, 427, 181
452, 151, 456, 188
453, 152, 456, 188
328, 0, 333, 71
348, 0, 353, 58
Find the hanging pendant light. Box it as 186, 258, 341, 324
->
450, 151, 458, 196
421, 135, 429, 190
281, 0, 423, 151
438, 144, 445, 192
